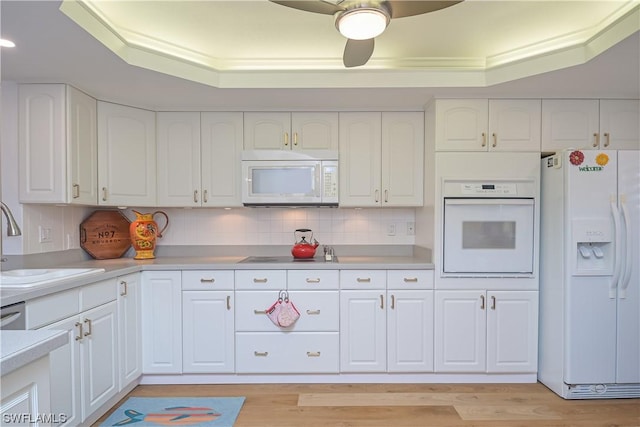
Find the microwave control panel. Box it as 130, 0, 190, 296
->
460, 183, 517, 195
323, 165, 338, 197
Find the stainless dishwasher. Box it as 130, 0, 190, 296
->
1, 301, 25, 330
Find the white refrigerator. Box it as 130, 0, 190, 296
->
539, 149, 640, 399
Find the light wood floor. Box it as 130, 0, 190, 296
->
93, 383, 640, 427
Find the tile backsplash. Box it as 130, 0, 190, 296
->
7, 205, 417, 255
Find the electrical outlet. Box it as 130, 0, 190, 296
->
39, 226, 53, 243
387, 223, 396, 236
407, 222, 415, 235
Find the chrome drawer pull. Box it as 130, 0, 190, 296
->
356, 277, 371, 283
306, 309, 321, 315
306, 351, 321, 357
253, 309, 267, 315
306, 278, 321, 283
253, 278, 268, 283
120, 280, 128, 296
254, 351, 269, 357
83, 318, 92, 337
200, 278, 215, 283
227, 295, 231, 310
403, 277, 418, 283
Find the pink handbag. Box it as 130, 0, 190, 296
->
266, 290, 300, 328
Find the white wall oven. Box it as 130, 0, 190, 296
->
441, 180, 536, 277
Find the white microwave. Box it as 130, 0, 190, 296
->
241, 150, 339, 206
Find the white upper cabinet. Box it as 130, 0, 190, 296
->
19, 84, 97, 204
156, 112, 243, 207
599, 99, 640, 150
244, 112, 338, 150
201, 112, 244, 207
97, 101, 156, 206
541, 99, 639, 152
434, 99, 541, 152
340, 112, 424, 207
156, 112, 201, 207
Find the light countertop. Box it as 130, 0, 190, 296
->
1, 329, 68, 376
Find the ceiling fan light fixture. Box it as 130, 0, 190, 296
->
336, 8, 389, 40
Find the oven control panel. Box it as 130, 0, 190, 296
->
460, 183, 517, 195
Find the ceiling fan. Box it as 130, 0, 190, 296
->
269, 0, 463, 68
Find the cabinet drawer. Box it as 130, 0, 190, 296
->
235, 270, 286, 290
182, 270, 234, 290
387, 270, 434, 289
287, 270, 339, 290
80, 278, 117, 311
340, 270, 386, 289
26, 288, 80, 329
236, 291, 338, 332
236, 332, 339, 373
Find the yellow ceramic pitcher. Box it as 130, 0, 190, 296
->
129, 210, 169, 260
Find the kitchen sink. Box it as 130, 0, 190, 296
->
0, 268, 106, 289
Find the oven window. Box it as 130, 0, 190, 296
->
462, 221, 516, 249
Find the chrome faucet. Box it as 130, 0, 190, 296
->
1, 202, 22, 237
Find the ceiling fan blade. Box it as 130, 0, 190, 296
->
343, 38, 375, 68
269, 0, 343, 15
386, 1, 463, 18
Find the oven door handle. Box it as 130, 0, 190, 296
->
444, 198, 534, 206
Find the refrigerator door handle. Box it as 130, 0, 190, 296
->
619, 196, 632, 299
609, 199, 623, 299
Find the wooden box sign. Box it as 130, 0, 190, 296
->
80, 210, 132, 259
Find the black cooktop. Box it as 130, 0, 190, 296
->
238, 256, 322, 263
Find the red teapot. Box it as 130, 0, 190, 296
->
291, 228, 319, 259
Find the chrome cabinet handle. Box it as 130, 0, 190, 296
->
227, 295, 231, 310
403, 277, 418, 283
284, 132, 289, 146
306, 351, 321, 357
102, 187, 108, 202
604, 132, 610, 147
356, 277, 371, 283
253, 278, 268, 283
83, 318, 92, 337
253, 309, 267, 315
480, 295, 485, 310
390, 294, 395, 309
200, 278, 215, 283
120, 280, 128, 296
380, 294, 384, 309
306, 278, 321, 283
203, 190, 208, 203
194, 190, 198, 203
75, 322, 83, 341
375, 189, 379, 203
593, 132, 599, 148
254, 351, 268, 357
72, 184, 80, 199
481, 132, 487, 147
492, 133, 497, 147
306, 309, 321, 315
384, 189, 388, 203
491, 295, 496, 310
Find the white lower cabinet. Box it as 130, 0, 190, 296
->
434, 290, 538, 373
30, 280, 118, 425
117, 273, 142, 389
182, 271, 235, 373
141, 271, 182, 374
0, 357, 52, 426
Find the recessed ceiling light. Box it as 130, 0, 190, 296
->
0, 39, 16, 48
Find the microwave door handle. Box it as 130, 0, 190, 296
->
315, 164, 322, 198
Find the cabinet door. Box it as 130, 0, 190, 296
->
141, 271, 182, 373
38, 316, 82, 427
18, 84, 66, 203
67, 86, 98, 205
156, 112, 201, 206
339, 112, 382, 207
434, 290, 486, 372
435, 99, 488, 151
339, 290, 386, 372
488, 99, 541, 152
117, 273, 142, 390
291, 112, 339, 150
541, 99, 599, 152
244, 112, 291, 150
97, 101, 156, 206
599, 99, 640, 150
182, 291, 235, 373
201, 112, 244, 207
381, 112, 424, 206
81, 301, 118, 419
387, 290, 434, 372
486, 291, 538, 373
